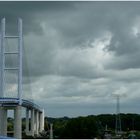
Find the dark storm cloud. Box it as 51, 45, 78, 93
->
105, 53, 140, 70
0, 1, 75, 35
2, 1, 140, 76
44, 2, 140, 47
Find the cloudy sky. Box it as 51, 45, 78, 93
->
2, 1, 140, 117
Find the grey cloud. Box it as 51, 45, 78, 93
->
105, 53, 140, 70
0, 1, 76, 35
2, 2, 140, 117
3, 1, 140, 78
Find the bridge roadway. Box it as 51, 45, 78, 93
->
0, 97, 43, 112
0, 98, 44, 138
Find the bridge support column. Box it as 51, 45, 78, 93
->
25, 108, 30, 135
36, 111, 39, 135
0, 107, 7, 136
34, 110, 39, 135
34, 111, 36, 134
39, 109, 44, 132
14, 106, 22, 139
31, 109, 35, 136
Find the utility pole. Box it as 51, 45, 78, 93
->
115, 95, 121, 134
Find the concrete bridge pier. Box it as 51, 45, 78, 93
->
25, 108, 30, 136
31, 108, 35, 136
39, 109, 44, 132
25, 108, 44, 137
0, 106, 44, 139
34, 110, 37, 135
14, 106, 22, 139
34, 110, 39, 135
0, 106, 22, 139
0, 107, 7, 136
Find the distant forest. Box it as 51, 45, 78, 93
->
45, 113, 140, 139
6, 113, 140, 138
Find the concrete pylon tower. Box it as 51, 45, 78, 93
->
0, 18, 23, 104
115, 95, 121, 134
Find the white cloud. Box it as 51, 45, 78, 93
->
112, 86, 127, 96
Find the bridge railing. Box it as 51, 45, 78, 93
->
0, 97, 43, 112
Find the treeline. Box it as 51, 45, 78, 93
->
45, 113, 140, 138
6, 113, 140, 138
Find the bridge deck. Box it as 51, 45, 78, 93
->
0, 98, 43, 112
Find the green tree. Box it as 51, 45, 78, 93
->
61, 116, 98, 138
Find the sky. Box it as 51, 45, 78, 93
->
1, 1, 140, 117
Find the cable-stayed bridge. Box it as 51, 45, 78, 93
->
0, 18, 44, 139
